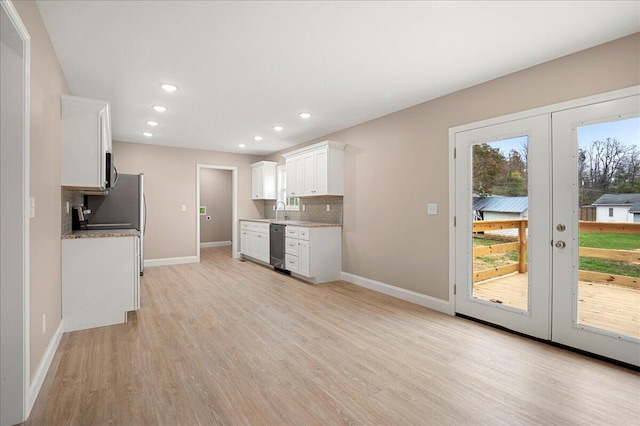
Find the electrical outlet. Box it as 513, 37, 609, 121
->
427, 203, 438, 215
302, 204, 306, 211
326, 204, 331, 212
181, 204, 187, 212
30, 197, 36, 218
42, 314, 46, 335
65, 201, 70, 214
272, 205, 276, 211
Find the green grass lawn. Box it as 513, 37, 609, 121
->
579, 231, 640, 278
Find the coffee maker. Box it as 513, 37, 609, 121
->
72, 206, 88, 230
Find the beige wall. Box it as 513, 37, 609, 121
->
199, 169, 232, 243
13, 1, 70, 377
266, 33, 640, 301
113, 141, 262, 260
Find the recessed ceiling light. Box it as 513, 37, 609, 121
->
299, 112, 312, 119
143, 132, 153, 137
238, 144, 246, 148
146, 120, 159, 126
273, 126, 284, 132
152, 105, 167, 112
160, 83, 178, 92
254, 136, 263, 141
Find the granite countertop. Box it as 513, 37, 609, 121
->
240, 218, 342, 228
62, 229, 141, 239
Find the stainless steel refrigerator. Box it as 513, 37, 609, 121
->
85, 173, 145, 275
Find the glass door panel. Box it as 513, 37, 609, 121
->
472, 136, 529, 310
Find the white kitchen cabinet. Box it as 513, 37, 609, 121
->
284, 226, 341, 283
62, 235, 140, 332
61, 95, 113, 193
285, 155, 303, 197
282, 140, 345, 197
251, 161, 278, 200
240, 221, 270, 263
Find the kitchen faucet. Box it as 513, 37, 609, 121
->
275, 201, 288, 222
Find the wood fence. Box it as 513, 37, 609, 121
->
472, 219, 640, 288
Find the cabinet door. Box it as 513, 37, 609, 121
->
286, 155, 303, 198
302, 152, 316, 195
252, 166, 263, 199
313, 149, 328, 195
241, 230, 252, 255
298, 239, 310, 277
254, 232, 270, 262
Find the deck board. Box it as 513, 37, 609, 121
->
474, 272, 640, 338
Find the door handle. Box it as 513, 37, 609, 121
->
555, 240, 566, 249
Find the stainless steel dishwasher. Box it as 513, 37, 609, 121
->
269, 224, 287, 271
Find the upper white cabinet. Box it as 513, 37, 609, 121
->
251, 161, 278, 200
282, 140, 345, 197
61, 95, 113, 193
285, 155, 303, 197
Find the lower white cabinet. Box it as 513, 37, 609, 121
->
240, 221, 270, 263
62, 236, 140, 332
285, 226, 341, 284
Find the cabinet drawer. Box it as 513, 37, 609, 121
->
240, 221, 252, 230
251, 222, 270, 234
298, 227, 310, 240
285, 238, 299, 256
285, 226, 299, 238
285, 255, 299, 273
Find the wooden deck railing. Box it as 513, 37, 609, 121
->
472, 219, 640, 288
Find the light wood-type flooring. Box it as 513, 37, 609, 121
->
26, 247, 640, 425
474, 272, 640, 338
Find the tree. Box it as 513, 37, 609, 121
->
473, 143, 506, 196
578, 138, 640, 205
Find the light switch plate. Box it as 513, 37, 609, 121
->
427, 203, 438, 215
181, 204, 187, 212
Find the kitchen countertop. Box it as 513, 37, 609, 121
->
62, 229, 141, 239
240, 219, 342, 228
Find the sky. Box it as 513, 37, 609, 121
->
482, 116, 639, 157
577, 116, 639, 149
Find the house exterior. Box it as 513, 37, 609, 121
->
473, 196, 528, 236
592, 193, 640, 223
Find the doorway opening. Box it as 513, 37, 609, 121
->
1, 1, 31, 423
196, 164, 238, 260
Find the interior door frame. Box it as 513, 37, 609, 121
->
449, 86, 640, 326
195, 164, 239, 260
0, 0, 31, 423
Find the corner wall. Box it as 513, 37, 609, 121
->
13, 0, 70, 378
265, 33, 640, 301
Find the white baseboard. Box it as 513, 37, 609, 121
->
28, 319, 64, 413
200, 241, 231, 248
144, 256, 199, 267
340, 272, 454, 315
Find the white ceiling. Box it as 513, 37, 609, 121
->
37, 1, 639, 156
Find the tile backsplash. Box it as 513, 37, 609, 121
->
264, 196, 343, 224
62, 189, 84, 235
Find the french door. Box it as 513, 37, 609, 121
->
455, 115, 552, 340
551, 95, 639, 366
454, 93, 640, 366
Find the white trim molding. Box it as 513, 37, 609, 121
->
200, 241, 232, 248
144, 256, 199, 267
341, 272, 454, 315
28, 319, 63, 413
